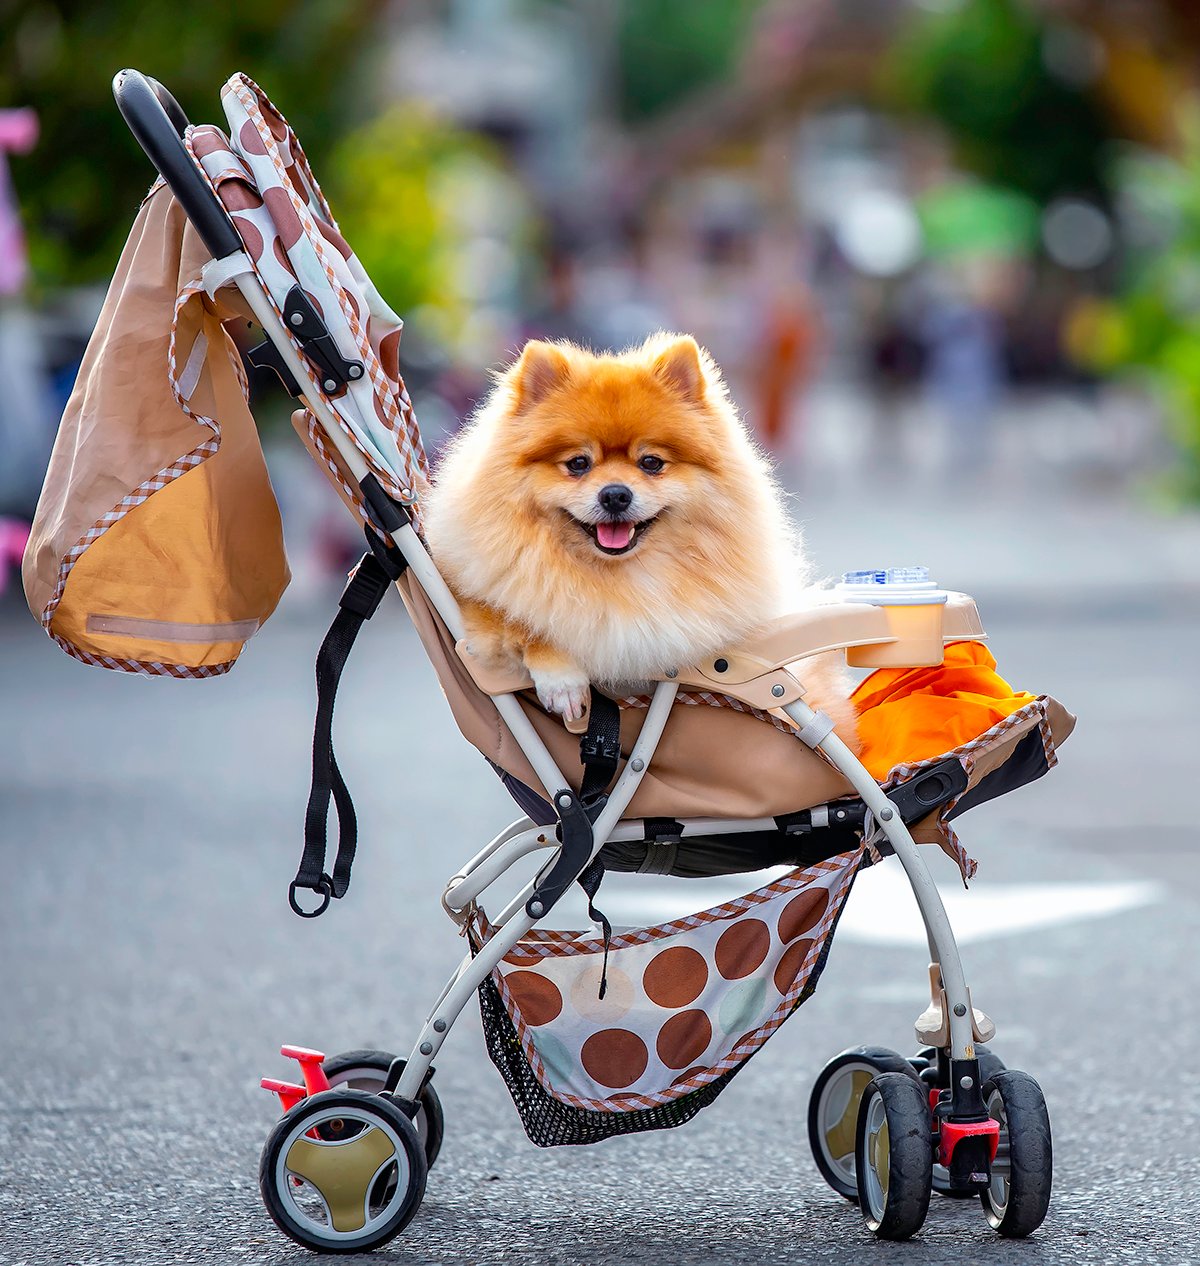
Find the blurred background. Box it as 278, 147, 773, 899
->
3, 7, 1200, 1258
3, 0, 1200, 589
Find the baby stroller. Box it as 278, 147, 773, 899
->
28, 70, 1074, 1254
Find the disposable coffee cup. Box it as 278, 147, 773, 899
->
836, 567, 948, 668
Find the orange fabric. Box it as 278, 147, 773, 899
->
851, 641, 1037, 780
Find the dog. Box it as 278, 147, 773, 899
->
422, 333, 858, 745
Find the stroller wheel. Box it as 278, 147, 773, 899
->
933, 1045, 1006, 1197
807, 1046, 922, 1201
260, 1088, 427, 1254
321, 1049, 445, 1168
979, 1070, 1052, 1237
855, 1073, 933, 1240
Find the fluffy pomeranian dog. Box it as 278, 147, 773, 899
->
423, 333, 857, 744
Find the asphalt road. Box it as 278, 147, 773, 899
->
2, 498, 1198, 1265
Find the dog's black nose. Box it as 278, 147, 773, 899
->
598, 484, 633, 515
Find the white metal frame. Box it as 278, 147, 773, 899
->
226, 263, 985, 1104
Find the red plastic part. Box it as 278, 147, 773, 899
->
938, 1117, 1000, 1169
261, 1077, 307, 1113
280, 1045, 330, 1096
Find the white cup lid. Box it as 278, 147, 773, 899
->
836, 566, 948, 606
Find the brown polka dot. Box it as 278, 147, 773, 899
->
580, 1029, 648, 1089
232, 215, 263, 263
189, 126, 227, 159
773, 938, 814, 995
378, 330, 402, 381
778, 889, 828, 943
642, 945, 708, 1009
714, 919, 770, 980
272, 237, 298, 279
263, 186, 304, 248
221, 179, 263, 213
302, 288, 325, 320
239, 118, 268, 156
504, 971, 562, 1026
265, 107, 289, 142
656, 1009, 712, 1070
316, 220, 353, 260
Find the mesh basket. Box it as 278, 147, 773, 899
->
475, 850, 863, 1147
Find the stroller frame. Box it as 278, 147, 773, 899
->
112, 69, 1045, 1250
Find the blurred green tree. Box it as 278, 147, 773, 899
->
326, 104, 532, 353
0, 0, 382, 287
616, 0, 763, 121
1072, 125, 1200, 501
886, 0, 1111, 206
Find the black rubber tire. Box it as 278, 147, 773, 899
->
933, 1045, 1006, 1197
855, 1072, 933, 1240
808, 1047, 923, 1201
321, 1050, 445, 1169
260, 1088, 427, 1254
980, 1070, 1053, 1238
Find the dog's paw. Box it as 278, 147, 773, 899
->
532, 666, 590, 722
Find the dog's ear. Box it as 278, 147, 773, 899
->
652, 335, 707, 404
510, 340, 571, 412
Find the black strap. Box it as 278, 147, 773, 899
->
573, 691, 620, 994
579, 689, 621, 813
289, 531, 406, 917
577, 856, 612, 1000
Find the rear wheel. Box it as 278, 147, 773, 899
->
808, 1046, 922, 1201
980, 1070, 1052, 1237
855, 1073, 933, 1240
321, 1050, 444, 1169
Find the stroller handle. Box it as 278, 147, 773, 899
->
112, 68, 243, 261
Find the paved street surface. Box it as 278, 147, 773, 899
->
2, 479, 1198, 1265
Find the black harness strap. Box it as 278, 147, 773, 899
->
579, 689, 621, 813
574, 690, 621, 995
577, 855, 613, 1000
289, 530, 407, 917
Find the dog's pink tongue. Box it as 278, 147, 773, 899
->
597, 520, 635, 550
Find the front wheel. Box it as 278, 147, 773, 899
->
980, 1070, 1053, 1237
259, 1088, 427, 1254
855, 1072, 933, 1241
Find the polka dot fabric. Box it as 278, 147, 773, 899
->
184, 75, 427, 527
481, 852, 862, 1113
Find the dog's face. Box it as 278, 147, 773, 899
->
491, 336, 731, 567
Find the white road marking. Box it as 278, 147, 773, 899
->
837, 865, 1164, 946
597, 866, 1164, 946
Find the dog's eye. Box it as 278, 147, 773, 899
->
564, 455, 591, 476
638, 455, 665, 474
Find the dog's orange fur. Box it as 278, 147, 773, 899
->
423, 334, 858, 745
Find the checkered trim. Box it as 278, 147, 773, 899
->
40, 277, 228, 679
303, 411, 371, 528
473, 851, 862, 1113
875, 695, 1060, 880
50, 631, 235, 678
